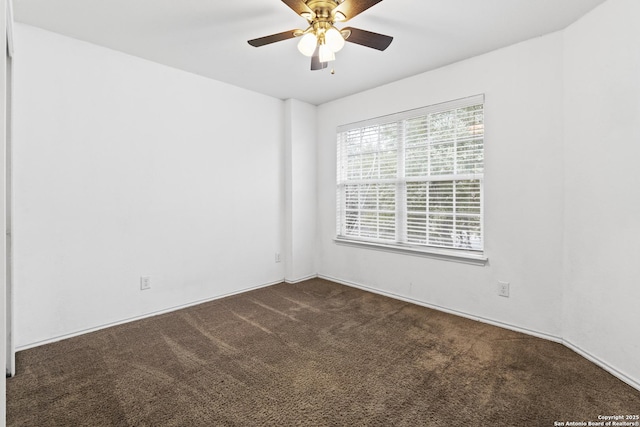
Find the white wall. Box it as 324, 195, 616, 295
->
318, 33, 562, 337
317, 32, 566, 338
316, 0, 640, 391
1, 0, 7, 421
563, 0, 640, 388
284, 99, 317, 282
12, 24, 285, 348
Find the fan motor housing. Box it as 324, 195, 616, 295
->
305, 0, 340, 21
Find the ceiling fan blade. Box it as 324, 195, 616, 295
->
248, 30, 298, 47
281, 0, 313, 17
311, 46, 328, 71
333, 0, 383, 21
343, 27, 393, 51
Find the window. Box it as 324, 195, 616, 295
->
336, 95, 484, 259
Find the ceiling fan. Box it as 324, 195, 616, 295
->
248, 0, 393, 71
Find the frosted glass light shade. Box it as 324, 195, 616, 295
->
319, 44, 336, 62
297, 33, 318, 57
325, 27, 345, 52
333, 11, 347, 22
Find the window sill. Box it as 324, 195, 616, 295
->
333, 237, 488, 266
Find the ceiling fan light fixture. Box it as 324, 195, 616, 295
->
297, 32, 318, 56
247, 0, 393, 71
333, 11, 347, 22
319, 43, 336, 62
325, 27, 345, 52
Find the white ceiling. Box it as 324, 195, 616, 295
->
13, 0, 606, 105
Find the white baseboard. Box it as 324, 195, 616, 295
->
562, 339, 640, 392
17, 273, 640, 393
285, 274, 319, 284
16, 278, 284, 352
318, 274, 640, 393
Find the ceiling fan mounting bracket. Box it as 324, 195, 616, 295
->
304, 0, 340, 24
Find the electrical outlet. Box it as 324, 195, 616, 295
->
497, 281, 509, 298
140, 276, 151, 291
275, 252, 281, 263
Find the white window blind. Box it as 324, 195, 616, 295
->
336, 95, 484, 254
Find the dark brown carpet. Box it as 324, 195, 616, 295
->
7, 278, 640, 426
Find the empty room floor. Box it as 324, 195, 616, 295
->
7, 279, 640, 426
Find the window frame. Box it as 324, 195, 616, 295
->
335, 95, 487, 265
